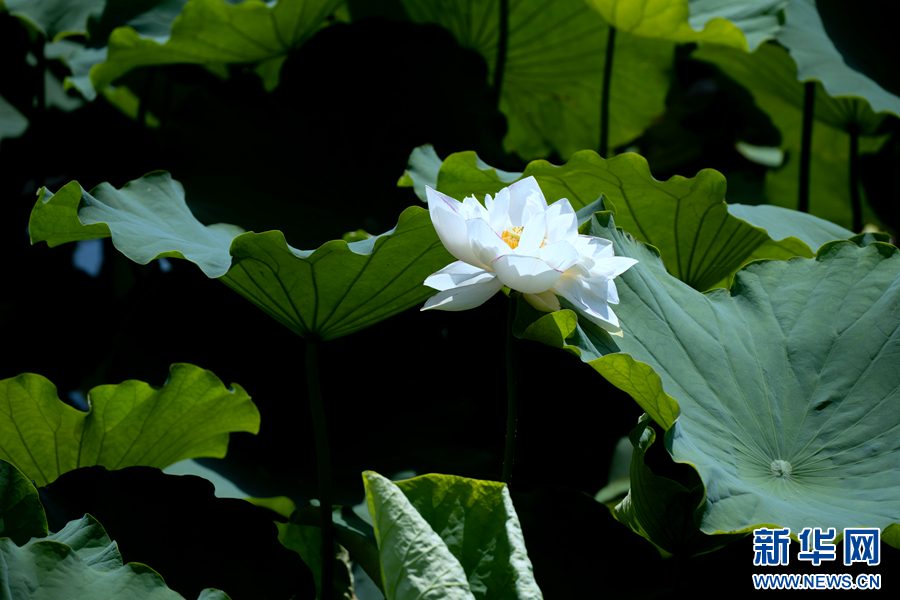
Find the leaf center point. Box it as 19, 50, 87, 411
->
770, 459, 793, 479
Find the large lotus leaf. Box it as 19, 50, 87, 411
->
0, 0, 104, 40
777, 0, 900, 118
28, 173, 454, 340
0, 459, 48, 545
406, 147, 857, 291
0, 363, 259, 487
613, 414, 745, 556
0, 513, 231, 599
363, 471, 543, 600
512, 210, 900, 542
88, 0, 344, 93
693, 41, 891, 230
584, 0, 787, 51
400, 0, 673, 160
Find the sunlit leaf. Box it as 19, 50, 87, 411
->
513, 210, 900, 543
89, 0, 344, 93
29, 172, 454, 340
0, 513, 232, 599
584, 0, 787, 51
0, 363, 259, 487
694, 41, 892, 230
401, 0, 673, 160
364, 471, 543, 599
778, 0, 900, 117
0, 458, 48, 545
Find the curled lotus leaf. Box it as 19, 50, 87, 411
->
29, 172, 454, 340
0, 363, 259, 487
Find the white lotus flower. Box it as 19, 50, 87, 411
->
422, 176, 638, 335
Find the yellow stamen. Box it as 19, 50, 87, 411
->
501, 226, 547, 250
501, 226, 524, 249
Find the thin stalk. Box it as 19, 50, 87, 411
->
502, 294, 519, 485
798, 81, 815, 213
600, 25, 617, 158
36, 40, 46, 120
34, 34, 46, 189
493, 0, 509, 107
306, 341, 333, 597
849, 123, 862, 232
138, 67, 157, 129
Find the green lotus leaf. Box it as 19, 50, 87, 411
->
0, 0, 104, 40
363, 471, 543, 600
693, 41, 892, 230
513, 210, 900, 542
583, 0, 787, 51
406, 147, 857, 291
43, 1, 188, 101
29, 172, 454, 340
0, 513, 231, 599
89, 0, 344, 93
400, 0, 673, 160
614, 414, 745, 556
706, 202, 859, 288
0, 459, 48, 545
0, 363, 259, 487
777, 0, 900, 118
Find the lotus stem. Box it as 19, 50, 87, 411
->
849, 123, 862, 232
798, 81, 815, 213
138, 67, 157, 129
493, 0, 510, 107
34, 34, 46, 188
502, 293, 519, 485
600, 25, 616, 158
306, 340, 333, 597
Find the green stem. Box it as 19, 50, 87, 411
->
34, 34, 46, 189
849, 123, 862, 232
600, 25, 616, 158
493, 0, 509, 107
798, 81, 815, 213
138, 67, 157, 129
306, 340, 333, 597
502, 294, 519, 485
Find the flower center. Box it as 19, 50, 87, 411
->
501, 226, 524, 249
501, 226, 546, 250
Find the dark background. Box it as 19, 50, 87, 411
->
2, 2, 898, 597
